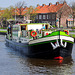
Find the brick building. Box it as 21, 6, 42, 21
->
0, 1, 74, 28
34, 1, 73, 27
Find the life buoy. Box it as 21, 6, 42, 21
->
64, 30, 69, 35
31, 31, 37, 37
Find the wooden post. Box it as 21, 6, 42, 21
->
59, 17, 60, 28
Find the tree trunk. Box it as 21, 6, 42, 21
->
59, 17, 61, 28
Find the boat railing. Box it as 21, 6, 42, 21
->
21, 30, 33, 39
21, 29, 53, 39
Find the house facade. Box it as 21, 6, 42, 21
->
34, 1, 74, 27
0, 1, 74, 28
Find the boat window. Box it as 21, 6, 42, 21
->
12, 27, 19, 31
21, 26, 26, 31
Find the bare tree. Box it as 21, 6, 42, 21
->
72, 12, 75, 29
15, 1, 27, 18
24, 6, 38, 22
0, 7, 3, 27
70, 2, 75, 11
69, 1, 75, 29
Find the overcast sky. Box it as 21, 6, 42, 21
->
0, 0, 74, 8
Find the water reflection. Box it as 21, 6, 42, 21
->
16, 56, 73, 75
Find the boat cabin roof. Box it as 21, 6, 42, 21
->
12, 23, 50, 31
13, 23, 49, 26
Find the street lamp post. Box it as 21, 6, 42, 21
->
15, 8, 16, 24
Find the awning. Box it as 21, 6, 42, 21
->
67, 18, 73, 21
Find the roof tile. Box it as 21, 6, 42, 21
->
35, 4, 64, 13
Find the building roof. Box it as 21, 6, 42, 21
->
15, 2, 65, 15
0, 10, 4, 15
35, 3, 64, 13
0, 2, 68, 16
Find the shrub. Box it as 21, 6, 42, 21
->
71, 27, 75, 29
52, 25, 56, 28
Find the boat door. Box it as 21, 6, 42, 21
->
20, 25, 28, 37
45, 25, 48, 29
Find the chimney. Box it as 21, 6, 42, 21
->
42, 4, 46, 7
24, 6, 27, 8
63, 1, 66, 4
37, 4, 40, 7
49, 3, 52, 6
56, 2, 59, 5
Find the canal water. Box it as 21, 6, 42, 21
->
0, 35, 75, 75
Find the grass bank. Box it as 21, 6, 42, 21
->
0, 31, 7, 33
69, 31, 75, 32
70, 34, 75, 38
0, 27, 7, 29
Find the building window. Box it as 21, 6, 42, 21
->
47, 15, 49, 19
52, 14, 55, 19
43, 15, 45, 19
52, 21, 55, 25
24, 16, 27, 20
39, 15, 42, 19
49, 14, 51, 19
70, 21, 73, 26
69, 21, 70, 25
71, 21, 73, 25
36, 15, 38, 19
68, 21, 73, 26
